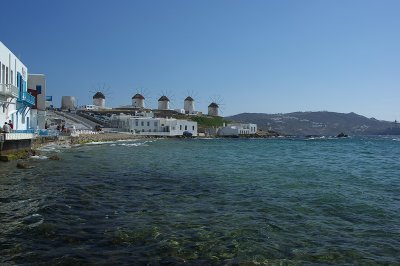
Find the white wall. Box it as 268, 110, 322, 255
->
218, 126, 240, 136
116, 116, 198, 136
0, 41, 32, 131
28, 74, 46, 110
28, 74, 46, 129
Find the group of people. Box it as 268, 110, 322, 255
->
2, 120, 14, 133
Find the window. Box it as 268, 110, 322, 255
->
2, 65, 5, 84
10, 70, 13, 85
135, 120, 138, 126
36, 85, 42, 94
141, 121, 144, 126
147, 121, 150, 126
185, 125, 187, 130
154, 122, 158, 127
180, 125, 182, 130
192, 126, 195, 130
6, 67, 8, 84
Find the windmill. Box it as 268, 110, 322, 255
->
89, 83, 113, 108
157, 89, 176, 110
207, 95, 225, 117
131, 87, 150, 109
183, 89, 201, 114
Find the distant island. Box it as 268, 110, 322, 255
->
226, 111, 400, 136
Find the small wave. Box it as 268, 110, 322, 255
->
86, 141, 116, 145
31, 155, 49, 160
118, 142, 147, 147
37, 143, 69, 152
393, 138, 400, 142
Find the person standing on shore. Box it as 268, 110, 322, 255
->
3, 122, 11, 133
8, 120, 13, 131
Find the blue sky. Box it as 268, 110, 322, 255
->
1, 0, 399, 120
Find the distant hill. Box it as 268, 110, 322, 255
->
226, 111, 399, 136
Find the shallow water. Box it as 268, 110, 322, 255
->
1, 137, 399, 264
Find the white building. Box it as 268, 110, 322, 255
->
218, 123, 257, 136
0, 41, 35, 132
28, 74, 46, 129
111, 115, 197, 136
61, 96, 76, 110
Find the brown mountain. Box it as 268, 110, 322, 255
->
226, 111, 399, 136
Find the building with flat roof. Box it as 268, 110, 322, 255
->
28, 74, 46, 129
0, 41, 35, 132
111, 114, 197, 136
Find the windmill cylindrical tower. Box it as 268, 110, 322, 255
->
61, 96, 76, 110
93, 92, 105, 108
208, 102, 219, 116
132, 93, 145, 108
184, 96, 195, 114
158, 96, 170, 110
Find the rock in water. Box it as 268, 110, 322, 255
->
16, 162, 34, 169
337, 132, 348, 138
49, 155, 61, 160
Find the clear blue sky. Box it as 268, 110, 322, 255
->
1, 0, 399, 121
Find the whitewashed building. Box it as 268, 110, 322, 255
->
218, 123, 257, 136
111, 115, 197, 136
0, 41, 35, 132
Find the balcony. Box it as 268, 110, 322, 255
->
18, 91, 35, 106
0, 83, 19, 98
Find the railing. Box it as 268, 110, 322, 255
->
19, 91, 35, 106
13, 129, 35, 134
0, 83, 19, 98
4, 132, 35, 140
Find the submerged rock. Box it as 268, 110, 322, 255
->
48, 155, 61, 161
16, 162, 34, 169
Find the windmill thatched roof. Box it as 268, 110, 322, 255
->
132, 93, 145, 100
93, 92, 105, 99
208, 102, 219, 108
158, 96, 170, 101
185, 96, 194, 101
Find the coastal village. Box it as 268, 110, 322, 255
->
0, 41, 258, 161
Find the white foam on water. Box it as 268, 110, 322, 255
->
31, 155, 49, 160
116, 139, 139, 142
85, 141, 116, 145
37, 143, 69, 152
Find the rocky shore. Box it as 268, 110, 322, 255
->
1, 133, 146, 162
69, 132, 146, 145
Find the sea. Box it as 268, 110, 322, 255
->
0, 136, 399, 265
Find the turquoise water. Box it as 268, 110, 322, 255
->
1, 137, 399, 264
